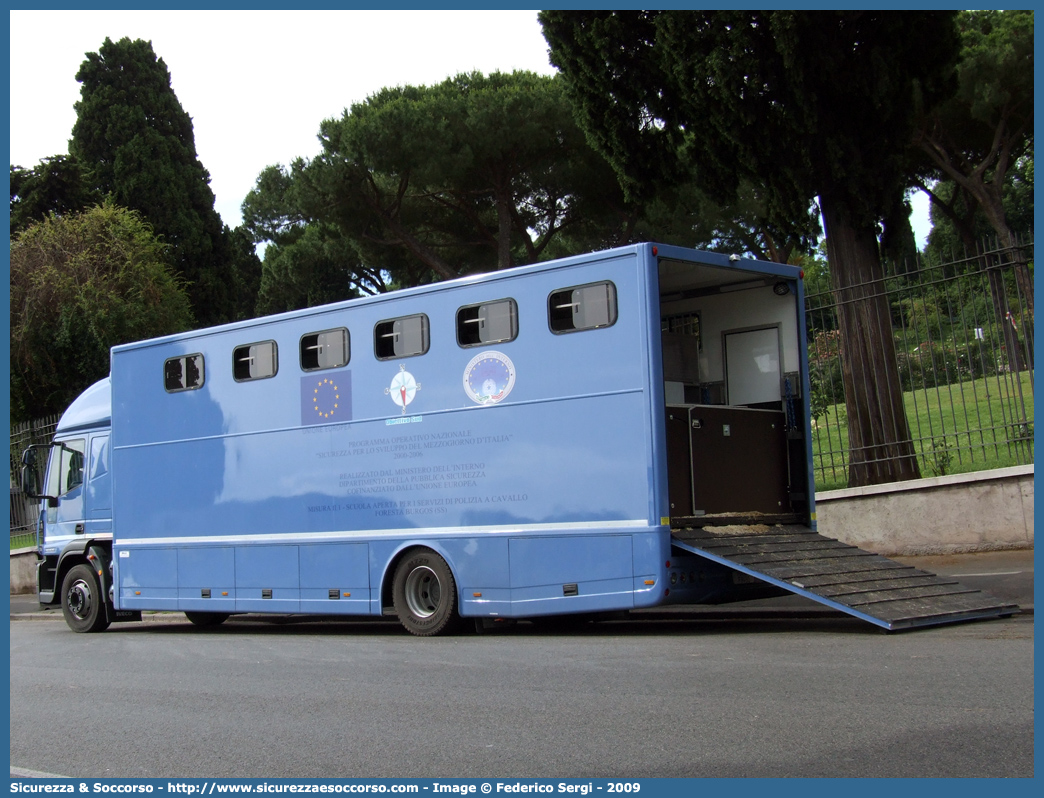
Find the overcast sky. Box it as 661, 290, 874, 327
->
9, 9, 556, 231
9, 8, 930, 246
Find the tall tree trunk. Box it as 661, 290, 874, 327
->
917, 137, 1035, 322
821, 200, 921, 487
496, 196, 513, 270
921, 181, 1031, 373
975, 189, 1034, 324
981, 244, 1029, 374
976, 213, 1033, 371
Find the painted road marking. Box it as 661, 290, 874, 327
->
10, 767, 69, 778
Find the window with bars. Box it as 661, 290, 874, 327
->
661, 312, 701, 349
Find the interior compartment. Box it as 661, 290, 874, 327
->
658, 257, 809, 524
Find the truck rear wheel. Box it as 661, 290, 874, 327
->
61, 563, 110, 633
184, 612, 230, 627
392, 548, 461, 636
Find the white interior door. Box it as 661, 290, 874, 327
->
725, 327, 781, 405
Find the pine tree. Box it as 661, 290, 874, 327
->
541, 11, 961, 487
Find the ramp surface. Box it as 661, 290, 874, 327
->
671, 524, 1019, 630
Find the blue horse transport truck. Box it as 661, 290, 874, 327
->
22, 243, 1016, 635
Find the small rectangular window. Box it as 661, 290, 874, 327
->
457, 299, 518, 347
301, 328, 349, 371
375, 314, 429, 360
89, 436, 109, 481
234, 340, 278, 381
549, 281, 617, 333
164, 354, 205, 392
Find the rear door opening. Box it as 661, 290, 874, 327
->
657, 255, 809, 527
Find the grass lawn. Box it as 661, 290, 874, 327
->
10, 532, 37, 550
812, 370, 1034, 491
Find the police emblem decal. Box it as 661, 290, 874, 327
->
463, 351, 516, 405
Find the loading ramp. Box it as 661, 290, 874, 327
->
671, 523, 1020, 630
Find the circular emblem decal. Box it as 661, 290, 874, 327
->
463, 351, 516, 405
386, 364, 421, 415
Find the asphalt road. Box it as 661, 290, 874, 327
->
9, 599, 1033, 778
10, 549, 1033, 778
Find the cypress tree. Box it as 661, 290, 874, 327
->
70, 37, 236, 327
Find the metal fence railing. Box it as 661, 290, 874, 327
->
806, 236, 1034, 490
9, 414, 60, 549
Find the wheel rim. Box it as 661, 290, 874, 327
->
67, 578, 94, 621
403, 565, 441, 619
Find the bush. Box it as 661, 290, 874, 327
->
896, 337, 1005, 391
10, 202, 194, 421
807, 329, 845, 418
955, 338, 1001, 379
898, 343, 951, 391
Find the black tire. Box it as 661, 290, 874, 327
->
60, 563, 110, 633
391, 548, 461, 636
184, 612, 230, 627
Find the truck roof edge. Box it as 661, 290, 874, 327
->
56, 377, 111, 434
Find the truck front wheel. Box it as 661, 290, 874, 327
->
61, 564, 110, 633
392, 549, 461, 636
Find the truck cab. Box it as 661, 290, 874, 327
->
21, 378, 137, 631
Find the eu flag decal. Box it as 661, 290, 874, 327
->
301, 372, 352, 426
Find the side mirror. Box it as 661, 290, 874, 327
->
20, 445, 51, 502
21, 462, 41, 499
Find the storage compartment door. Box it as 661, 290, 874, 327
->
689, 406, 789, 516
